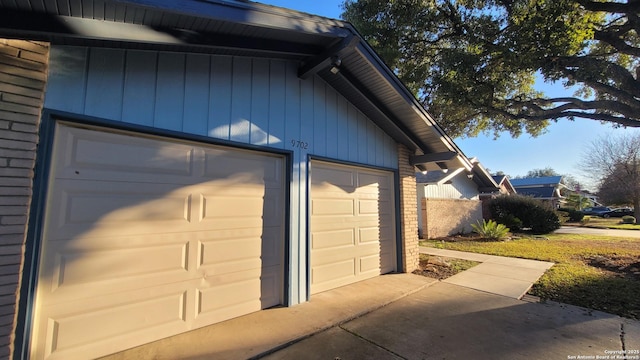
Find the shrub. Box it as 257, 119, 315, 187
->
556, 211, 569, 224
495, 213, 523, 232
558, 207, 584, 222
471, 219, 510, 240
621, 215, 636, 224
580, 216, 591, 225
489, 195, 561, 234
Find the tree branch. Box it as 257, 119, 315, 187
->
594, 30, 640, 57
576, 0, 640, 14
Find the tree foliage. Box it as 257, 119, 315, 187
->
342, 0, 640, 138
563, 194, 593, 210
521, 167, 560, 178
598, 170, 634, 205
581, 133, 640, 223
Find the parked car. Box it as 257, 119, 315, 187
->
601, 208, 635, 218
581, 207, 611, 216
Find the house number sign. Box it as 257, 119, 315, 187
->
291, 139, 309, 149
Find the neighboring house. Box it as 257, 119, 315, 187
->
577, 190, 601, 207
491, 175, 517, 195
510, 176, 567, 208
417, 160, 499, 239
0, 1, 477, 358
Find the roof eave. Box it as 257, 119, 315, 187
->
0, 0, 473, 166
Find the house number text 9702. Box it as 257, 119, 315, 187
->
291, 139, 309, 149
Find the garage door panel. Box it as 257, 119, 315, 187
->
310, 166, 355, 187
33, 124, 285, 359
194, 265, 281, 326
55, 126, 197, 184
358, 227, 383, 244
312, 241, 380, 266
33, 282, 197, 360
198, 238, 262, 273
48, 241, 189, 291
359, 254, 383, 274
311, 198, 354, 216
311, 229, 355, 250
194, 228, 281, 268
196, 279, 260, 317
39, 261, 193, 305
200, 195, 264, 218
357, 172, 391, 189
312, 259, 355, 285
61, 191, 191, 224
310, 161, 396, 295
47, 180, 194, 240
358, 199, 381, 215
203, 150, 283, 188
45, 291, 188, 355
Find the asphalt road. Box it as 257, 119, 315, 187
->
555, 225, 640, 238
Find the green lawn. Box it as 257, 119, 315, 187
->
421, 233, 640, 319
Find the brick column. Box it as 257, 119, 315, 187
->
0, 39, 49, 359
397, 144, 419, 272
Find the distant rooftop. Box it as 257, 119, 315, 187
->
510, 176, 563, 187
492, 175, 507, 184
516, 187, 557, 198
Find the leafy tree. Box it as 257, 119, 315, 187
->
342, 0, 640, 138
564, 193, 593, 210
580, 133, 640, 223
522, 167, 560, 178
597, 164, 636, 205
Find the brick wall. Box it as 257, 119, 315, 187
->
0, 39, 49, 359
397, 144, 419, 272
422, 198, 483, 239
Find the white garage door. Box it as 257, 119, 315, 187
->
309, 160, 396, 294
30, 124, 285, 360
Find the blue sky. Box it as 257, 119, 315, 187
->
257, 0, 640, 190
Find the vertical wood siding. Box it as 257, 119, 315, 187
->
44, 46, 398, 169
423, 175, 480, 200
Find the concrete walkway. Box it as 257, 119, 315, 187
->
419, 247, 554, 299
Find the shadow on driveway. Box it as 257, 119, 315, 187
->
262, 282, 639, 360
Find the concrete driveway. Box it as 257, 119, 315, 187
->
261, 250, 639, 360
263, 282, 639, 360
104, 252, 639, 360
555, 225, 640, 238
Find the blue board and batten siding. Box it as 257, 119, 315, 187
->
43, 45, 399, 305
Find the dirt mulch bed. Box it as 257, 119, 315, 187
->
412, 254, 480, 280
587, 255, 640, 281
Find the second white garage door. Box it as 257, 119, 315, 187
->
30, 124, 285, 359
309, 160, 396, 294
